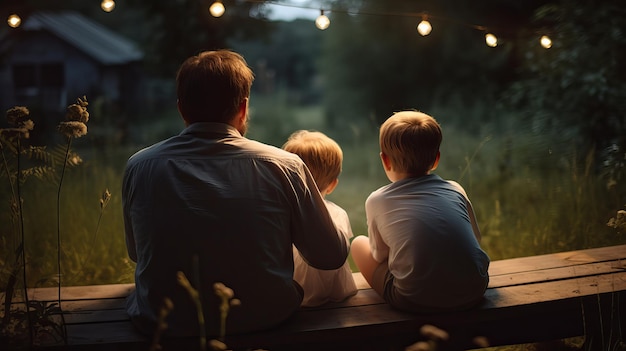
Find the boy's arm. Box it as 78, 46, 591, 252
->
448, 181, 482, 242
365, 194, 390, 262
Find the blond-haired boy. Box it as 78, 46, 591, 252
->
283, 130, 357, 307
351, 111, 490, 312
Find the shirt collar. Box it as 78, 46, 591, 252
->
180, 122, 242, 138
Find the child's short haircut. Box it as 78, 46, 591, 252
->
283, 130, 343, 192
379, 111, 442, 175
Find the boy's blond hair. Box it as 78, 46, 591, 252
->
379, 111, 442, 175
283, 130, 343, 192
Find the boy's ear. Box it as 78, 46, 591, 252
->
380, 152, 392, 171
324, 178, 339, 195
430, 151, 441, 171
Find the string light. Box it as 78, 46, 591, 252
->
315, 10, 330, 30
77, 0, 563, 51
417, 16, 432, 36
540, 35, 552, 49
485, 33, 498, 47
209, 1, 225, 18
101, 0, 115, 13
7, 14, 21, 28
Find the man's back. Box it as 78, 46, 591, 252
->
123, 122, 348, 336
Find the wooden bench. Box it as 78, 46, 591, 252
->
16, 244, 626, 350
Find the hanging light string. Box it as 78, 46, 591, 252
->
238, 0, 553, 48
4, 0, 554, 48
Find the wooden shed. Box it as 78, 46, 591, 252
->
0, 11, 144, 119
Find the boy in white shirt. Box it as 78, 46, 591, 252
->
283, 130, 357, 307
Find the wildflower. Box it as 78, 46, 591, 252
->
419, 324, 449, 341
57, 97, 89, 138
0, 128, 31, 140
6, 106, 30, 126
2, 107, 34, 140
68, 155, 83, 166
607, 209, 626, 232
214, 282, 235, 300
209, 339, 228, 351
65, 96, 89, 123
212, 282, 239, 343
100, 189, 111, 209
57, 121, 87, 138
150, 298, 174, 351
20, 119, 34, 131
405, 341, 432, 351
472, 336, 490, 348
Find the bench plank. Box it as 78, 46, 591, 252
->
488, 245, 626, 275
488, 259, 626, 288
11, 244, 626, 351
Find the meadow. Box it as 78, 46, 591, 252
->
0, 93, 624, 351
0, 92, 623, 289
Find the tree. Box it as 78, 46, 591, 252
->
1, 0, 274, 76
318, 0, 544, 130
122, 0, 274, 76
502, 0, 626, 176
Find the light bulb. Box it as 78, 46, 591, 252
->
315, 11, 330, 30
540, 35, 552, 49
101, 0, 115, 12
7, 14, 21, 28
485, 33, 498, 47
210, 1, 225, 17
417, 20, 432, 36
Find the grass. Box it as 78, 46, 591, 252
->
1, 94, 624, 350
1, 93, 624, 288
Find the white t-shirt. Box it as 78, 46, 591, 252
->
293, 199, 357, 307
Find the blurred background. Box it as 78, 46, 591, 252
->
0, 0, 624, 288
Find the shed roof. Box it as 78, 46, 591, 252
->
22, 11, 143, 65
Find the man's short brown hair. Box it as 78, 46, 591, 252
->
176, 50, 254, 124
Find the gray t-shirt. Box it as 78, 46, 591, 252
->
366, 174, 490, 310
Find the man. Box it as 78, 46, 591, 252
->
122, 50, 349, 337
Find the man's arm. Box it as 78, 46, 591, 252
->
290, 164, 349, 270
122, 167, 138, 262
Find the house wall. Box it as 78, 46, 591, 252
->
1, 31, 100, 112
0, 30, 143, 117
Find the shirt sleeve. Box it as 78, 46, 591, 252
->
289, 163, 349, 270
448, 180, 482, 242
365, 191, 389, 263
121, 165, 138, 262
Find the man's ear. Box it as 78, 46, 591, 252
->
237, 98, 249, 124
380, 152, 392, 171
177, 99, 190, 126
430, 151, 441, 171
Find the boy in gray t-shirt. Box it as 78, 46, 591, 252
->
351, 111, 490, 312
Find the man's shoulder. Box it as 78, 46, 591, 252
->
241, 138, 303, 165
126, 138, 170, 166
